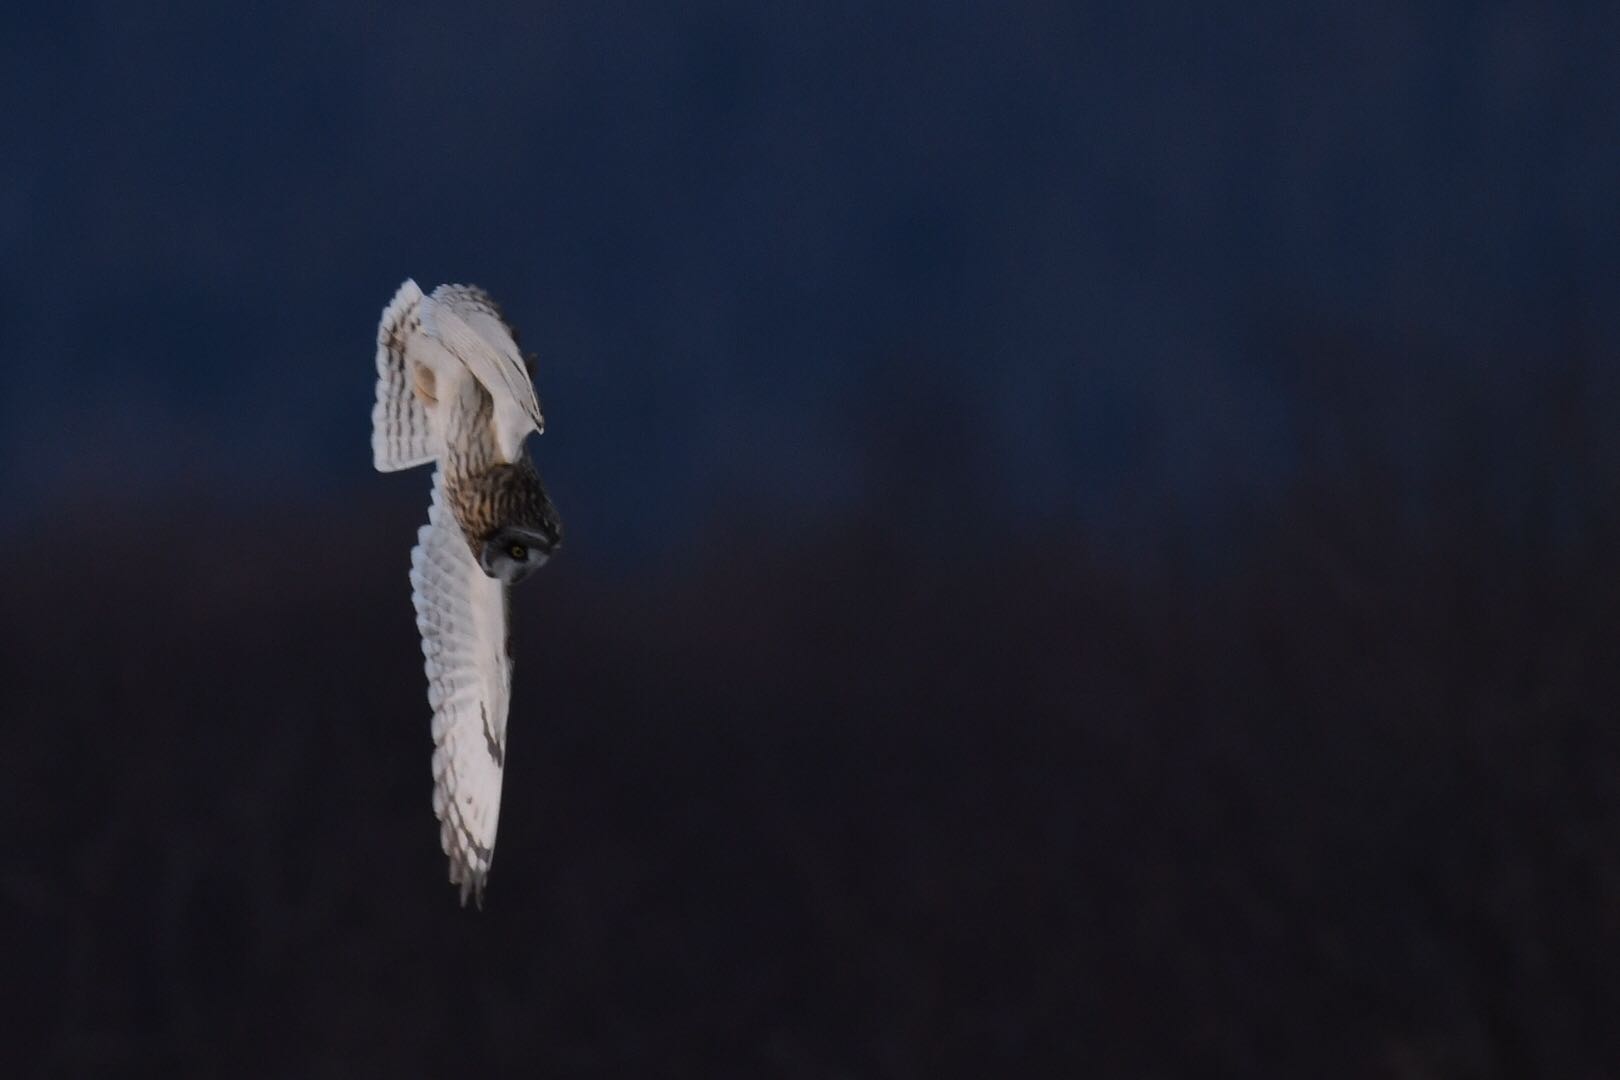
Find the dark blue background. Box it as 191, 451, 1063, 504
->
6, 4, 1620, 1075
5, 2, 1615, 561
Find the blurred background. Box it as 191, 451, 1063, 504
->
4, 2, 1620, 1075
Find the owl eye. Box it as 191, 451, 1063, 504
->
509, 544, 527, 560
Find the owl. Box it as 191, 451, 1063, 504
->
370, 279, 562, 906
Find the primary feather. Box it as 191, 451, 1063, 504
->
410, 473, 510, 907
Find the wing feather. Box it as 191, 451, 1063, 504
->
371, 280, 439, 472
409, 472, 511, 906
419, 284, 545, 460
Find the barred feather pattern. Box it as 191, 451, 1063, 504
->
371, 280, 438, 472
410, 471, 510, 907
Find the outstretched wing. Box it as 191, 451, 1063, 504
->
418, 284, 545, 460
409, 472, 511, 906
371, 280, 439, 472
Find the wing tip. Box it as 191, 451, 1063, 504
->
439, 805, 495, 909
445, 843, 492, 909
458, 873, 487, 909
378, 279, 424, 342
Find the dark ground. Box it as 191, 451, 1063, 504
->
8, 355, 1620, 1077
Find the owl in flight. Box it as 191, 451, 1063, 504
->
370, 279, 562, 906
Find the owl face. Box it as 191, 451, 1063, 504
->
478, 525, 558, 585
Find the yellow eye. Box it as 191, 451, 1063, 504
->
509, 544, 527, 560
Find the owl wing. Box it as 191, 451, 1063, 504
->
418, 284, 545, 461
371, 279, 440, 472
409, 471, 511, 906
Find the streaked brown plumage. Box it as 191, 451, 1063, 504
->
445, 458, 560, 559
437, 366, 561, 560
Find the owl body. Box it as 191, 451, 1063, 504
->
434, 359, 562, 580
371, 278, 560, 905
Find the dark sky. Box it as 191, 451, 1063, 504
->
4, 2, 1617, 565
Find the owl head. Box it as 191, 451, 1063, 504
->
479, 524, 559, 585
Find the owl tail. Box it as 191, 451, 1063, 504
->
372, 279, 439, 472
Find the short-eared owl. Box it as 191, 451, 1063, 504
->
371, 279, 561, 906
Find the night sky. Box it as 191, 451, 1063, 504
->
5, 2, 1615, 558
6, 3, 1620, 1075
